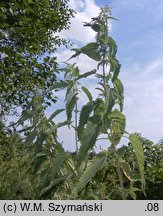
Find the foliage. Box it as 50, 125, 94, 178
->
122, 135, 163, 199
67, 6, 145, 199
0, 5, 162, 200
0, 0, 74, 114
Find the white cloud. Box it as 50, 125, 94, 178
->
58, 0, 100, 43
123, 59, 163, 142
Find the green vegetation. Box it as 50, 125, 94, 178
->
0, 0, 74, 114
0, 4, 162, 200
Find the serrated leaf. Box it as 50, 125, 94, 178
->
111, 59, 121, 81
108, 36, 117, 57
50, 81, 67, 90
81, 43, 100, 61
94, 98, 105, 115
49, 120, 68, 133
69, 43, 101, 61
40, 176, 68, 198
77, 114, 102, 166
65, 88, 78, 122
48, 109, 65, 122
114, 79, 124, 94
39, 153, 67, 193
51, 153, 68, 178
78, 101, 94, 140
81, 86, 93, 101
114, 79, 124, 111
33, 153, 47, 173
129, 134, 145, 185
73, 155, 107, 194
35, 132, 48, 153
105, 88, 116, 115
109, 109, 126, 145
76, 70, 96, 81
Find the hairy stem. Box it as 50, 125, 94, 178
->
112, 145, 125, 199
102, 61, 107, 99
74, 101, 78, 152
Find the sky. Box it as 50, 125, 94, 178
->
50, 0, 163, 151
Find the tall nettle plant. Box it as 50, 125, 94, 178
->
65, 6, 145, 199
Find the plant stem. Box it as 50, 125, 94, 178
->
115, 154, 125, 199
102, 60, 107, 100
112, 145, 125, 199
74, 101, 78, 152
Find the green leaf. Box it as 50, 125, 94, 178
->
81, 43, 101, 61
51, 153, 68, 178
77, 114, 102, 166
81, 86, 93, 101
129, 187, 141, 200
111, 59, 121, 81
40, 176, 68, 198
75, 70, 96, 81
109, 109, 126, 145
108, 16, 119, 21
69, 43, 101, 61
33, 153, 47, 173
50, 81, 67, 90
91, 23, 101, 32
65, 88, 78, 122
129, 134, 145, 185
73, 155, 107, 194
105, 88, 116, 115
114, 79, 124, 95
49, 120, 69, 133
35, 132, 48, 153
68, 48, 81, 60
77, 101, 94, 140
39, 153, 68, 194
108, 36, 117, 57
94, 98, 105, 116
113, 79, 124, 111
48, 109, 65, 122
120, 160, 139, 181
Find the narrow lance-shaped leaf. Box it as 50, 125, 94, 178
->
51, 153, 68, 178
39, 153, 68, 196
113, 79, 124, 111
75, 69, 96, 81
77, 114, 102, 166
73, 155, 107, 195
108, 36, 117, 57
33, 153, 47, 173
34, 132, 48, 153
49, 81, 67, 90
40, 176, 68, 198
65, 87, 78, 122
48, 109, 65, 122
81, 86, 93, 102
129, 134, 145, 186
105, 88, 116, 115
77, 101, 94, 140
111, 59, 121, 81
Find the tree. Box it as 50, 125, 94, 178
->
0, 0, 74, 115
